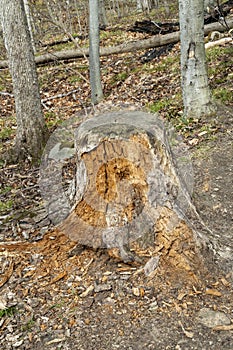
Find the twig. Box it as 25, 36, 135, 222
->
41, 88, 81, 102
0, 91, 14, 97
205, 37, 232, 49
45, 3, 89, 63
216, 0, 230, 31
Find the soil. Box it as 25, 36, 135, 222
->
192, 106, 233, 274
0, 105, 232, 350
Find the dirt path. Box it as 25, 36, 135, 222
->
192, 107, 233, 274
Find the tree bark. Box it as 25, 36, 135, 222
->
89, 0, 103, 104
0, 18, 232, 68
0, 0, 48, 162
23, 0, 36, 53
178, 0, 214, 117
99, 0, 108, 27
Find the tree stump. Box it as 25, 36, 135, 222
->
40, 110, 225, 282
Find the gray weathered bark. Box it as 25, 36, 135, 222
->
89, 0, 103, 104
178, 0, 215, 117
23, 0, 36, 53
99, 0, 108, 27
0, 0, 48, 162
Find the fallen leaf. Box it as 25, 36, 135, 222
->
0, 259, 14, 288
40, 324, 47, 331
50, 271, 67, 284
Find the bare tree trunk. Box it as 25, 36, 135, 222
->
137, 0, 155, 12
0, 0, 48, 163
23, 0, 36, 53
178, 0, 215, 117
99, 0, 108, 27
89, 0, 104, 104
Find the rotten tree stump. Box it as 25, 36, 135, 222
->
38, 109, 232, 283
48, 111, 211, 270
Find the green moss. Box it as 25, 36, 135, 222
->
0, 306, 17, 318
0, 186, 12, 195
0, 199, 13, 213
21, 318, 35, 331
148, 93, 182, 120
69, 75, 82, 83
44, 111, 63, 128
109, 71, 129, 87
213, 88, 233, 104
149, 99, 171, 113
206, 46, 223, 61
0, 127, 14, 141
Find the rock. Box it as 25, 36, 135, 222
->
94, 283, 112, 293
149, 301, 158, 311
197, 308, 231, 328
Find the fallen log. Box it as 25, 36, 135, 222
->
205, 36, 233, 49
0, 18, 232, 68
130, 1, 233, 33
129, 20, 179, 35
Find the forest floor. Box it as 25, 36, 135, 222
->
0, 14, 233, 350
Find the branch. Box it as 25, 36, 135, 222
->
41, 88, 81, 102
205, 36, 233, 49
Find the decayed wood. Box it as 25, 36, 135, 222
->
129, 20, 180, 35
0, 18, 232, 68
57, 111, 217, 272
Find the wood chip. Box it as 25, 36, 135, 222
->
177, 292, 187, 301
46, 338, 66, 345
50, 271, 67, 284
220, 277, 230, 287
79, 285, 94, 298
178, 321, 194, 338
205, 288, 222, 297
132, 287, 145, 297
192, 286, 202, 294
213, 324, 233, 331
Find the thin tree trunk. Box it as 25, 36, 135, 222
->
89, 0, 103, 104
99, 0, 108, 27
178, 0, 215, 117
23, 0, 36, 53
0, 0, 48, 162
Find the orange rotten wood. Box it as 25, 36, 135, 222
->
54, 111, 215, 278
